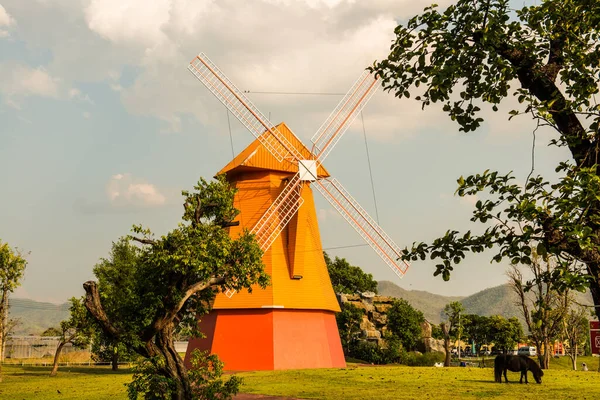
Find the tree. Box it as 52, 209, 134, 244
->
563, 305, 589, 370
373, 0, 600, 325
83, 176, 268, 400
0, 240, 27, 382
488, 315, 523, 353
41, 327, 62, 337
386, 298, 425, 351
50, 297, 95, 376
91, 238, 143, 371
324, 252, 378, 294
335, 302, 365, 355
91, 331, 136, 371
507, 256, 570, 368
441, 301, 464, 366
462, 314, 491, 356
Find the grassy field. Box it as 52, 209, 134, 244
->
0, 356, 598, 399
0, 365, 132, 400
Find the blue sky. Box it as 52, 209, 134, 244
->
0, 0, 569, 303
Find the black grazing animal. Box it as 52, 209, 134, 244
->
494, 355, 543, 384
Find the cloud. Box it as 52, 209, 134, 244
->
68, 87, 94, 104
107, 173, 167, 207
2, 0, 454, 135
0, 3, 15, 37
0, 64, 60, 107
85, 0, 172, 48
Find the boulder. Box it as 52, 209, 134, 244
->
372, 296, 394, 304
360, 315, 376, 331
374, 303, 392, 313
421, 321, 432, 339
362, 329, 382, 341
421, 337, 446, 354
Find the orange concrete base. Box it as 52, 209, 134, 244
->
184, 309, 346, 371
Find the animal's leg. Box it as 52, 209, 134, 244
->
503, 368, 508, 383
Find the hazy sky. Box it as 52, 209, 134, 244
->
0, 0, 567, 303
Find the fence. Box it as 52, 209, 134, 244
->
3, 336, 84, 360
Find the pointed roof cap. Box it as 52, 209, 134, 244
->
218, 123, 330, 178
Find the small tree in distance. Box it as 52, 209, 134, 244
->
50, 297, 95, 377
488, 315, 523, 354
507, 255, 570, 369
324, 252, 378, 294
441, 302, 464, 367
563, 305, 589, 370
387, 298, 425, 351
0, 240, 27, 382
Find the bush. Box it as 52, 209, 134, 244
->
399, 350, 445, 367
351, 338, 402, 365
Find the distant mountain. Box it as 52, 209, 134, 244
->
8, 298, 69, 335
10, 282, 595, 335
377, 281, 463, 323
460, 284, 521, 319
378, 280, 594, 329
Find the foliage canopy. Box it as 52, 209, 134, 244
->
387, 298, 425, 351
373, 0, 600, 322
324, 252, 378, 294
84, 176, 268, 400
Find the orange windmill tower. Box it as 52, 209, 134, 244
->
184, 53, 410, 371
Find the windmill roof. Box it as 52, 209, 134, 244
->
217, 122, 330, 178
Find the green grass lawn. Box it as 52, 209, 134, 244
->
0, 365, 132, 400
0, 357, 598, 399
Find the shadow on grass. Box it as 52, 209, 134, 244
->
15, 366, 133, 376
466, 379, 535, 385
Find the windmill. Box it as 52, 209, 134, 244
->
183, 53, 410, 371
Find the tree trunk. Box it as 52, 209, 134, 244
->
441, 323, 451, 367
112, 346, 119, 371
537, 339, 550, 369
50, 342, 66, 377
0, 290, 8, 383
589, 273, 600, 323
571, 345, 577, 371
154, 324, 193, 400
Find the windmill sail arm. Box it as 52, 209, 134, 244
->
311, 71, 378, 162
313, 177, 409, 278
188, 54, 304, 163
251, 173, 304, 251
224, 174, 304, 299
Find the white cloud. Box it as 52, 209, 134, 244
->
0, 64, 60, 106
68, 87, 94, 104
0, 4, 15, 37
2, 0, 454, 135
85, 0, 172, 47
107, 173, 167, 207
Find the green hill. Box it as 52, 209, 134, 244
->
377, 281, 463, 323
378, 281, 594, 329
8, 298, 69, 335
459, 284, 521, 319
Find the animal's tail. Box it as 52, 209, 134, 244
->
493, 358, 502, 383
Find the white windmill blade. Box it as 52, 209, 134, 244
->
251, 173, 305, 251
311, 70, 379, 163
313, 177, 410, 279
188, 53, 304, 163
223, 173, 304, 298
